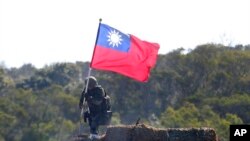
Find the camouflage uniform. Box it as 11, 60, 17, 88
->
79, 76, 105, 135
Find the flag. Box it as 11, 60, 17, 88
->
90, 23, 160, 82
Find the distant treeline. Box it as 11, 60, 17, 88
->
1, 43, 250, 141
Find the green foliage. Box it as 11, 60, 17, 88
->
1, 44, 250, 140
110, 112, 121, 125
160, 102, 243, 141
0, 111, 17, 135
0, 68, 14, 90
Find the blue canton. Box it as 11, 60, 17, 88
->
97, 24, 131, 52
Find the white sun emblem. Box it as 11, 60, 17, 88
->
107, 30, 123, 47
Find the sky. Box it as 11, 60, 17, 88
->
0, 0, 250, 68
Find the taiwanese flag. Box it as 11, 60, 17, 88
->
90, 23, 160, 82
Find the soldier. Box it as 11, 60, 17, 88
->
79, 76, 111, 140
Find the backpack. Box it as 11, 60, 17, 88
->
102, 89, 111, 111
99, 89, 112, 125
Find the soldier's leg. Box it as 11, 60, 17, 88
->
89, 116, 99, 134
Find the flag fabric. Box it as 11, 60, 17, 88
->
90, 23, 160, 82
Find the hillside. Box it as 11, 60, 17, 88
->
1, 44, 250, 141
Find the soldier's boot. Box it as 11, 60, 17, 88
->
89, 133, 100, 140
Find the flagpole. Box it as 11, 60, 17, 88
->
79, 19, 102, 134
90, 18, 102, 67
81, 18, 102, 109
83, 18, 102, 109
84, 18, 102, 92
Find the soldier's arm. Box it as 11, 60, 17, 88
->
80, 88, 87, 103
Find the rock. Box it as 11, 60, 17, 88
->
71, 124, 217, 141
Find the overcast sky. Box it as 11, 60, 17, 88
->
0, 0, 250, 68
